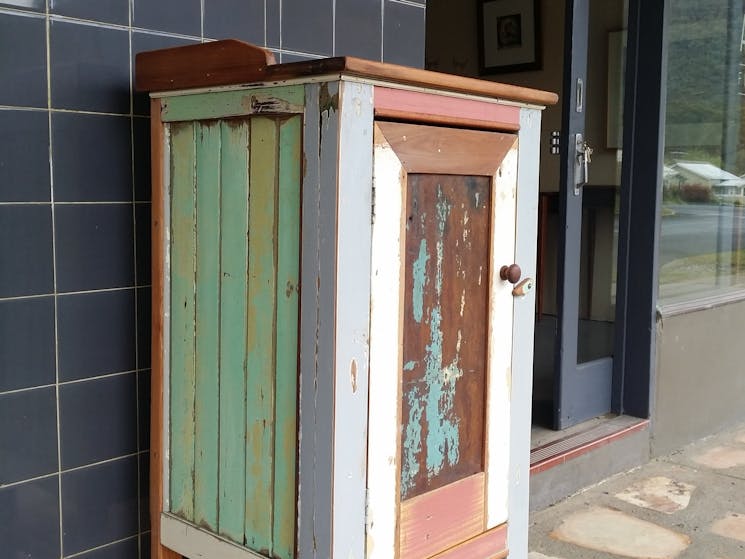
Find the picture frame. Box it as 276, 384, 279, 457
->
479, 0, 541, 74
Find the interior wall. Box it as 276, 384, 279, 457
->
426, 0, 564, 193
426, 0, 625, 320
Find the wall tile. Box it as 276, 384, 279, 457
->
281, 0, 333, 55
72, 536, 139, 559
52, 113, 133, 202
132, 0, 201, 37
132, 32, 199, 116
141, 532, 151, 559
136, 287, 151, 371
0, 205, 54, 298
383, 0, 425, 67
57, 290, 136, 382
138, 370, 150, 450
50, 0, 129, 25
0, 13, 47, 108
204, 0, 264, 44
0, 476, 60, 559
61, 456, 138, 555
336, 0, 381, 59
266, 0, 280, 48
0, 0, 44, 11
135, 204, 151, 285
55, 204, 134, 292
0, 388, 58, 485
50, 20, 129, 114
139, 451, 149, 530
60, 373, 137, 469
0, 297, 55, 392
132, 117, 151, 200
0, 110, 50, 202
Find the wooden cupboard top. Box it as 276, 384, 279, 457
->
135, 39, 558, 107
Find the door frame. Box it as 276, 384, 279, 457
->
553, 0, 667, 429
555, 0, 614, 429
612, 0, 667, 419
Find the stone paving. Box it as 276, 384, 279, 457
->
529, 424, 745, 559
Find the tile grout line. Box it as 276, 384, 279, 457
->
126, 2, 145, 555
43, 0, 66, 554
0, 285, 150, 304
63, 534, 140, 559
0, 368, 145, 398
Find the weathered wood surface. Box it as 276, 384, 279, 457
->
194, 121, 221, 531
297, 82, 337, 559
273, 115, 302, 559
150, 98, 182, 559
167, 114, 301, 559
161, 85, 304, 123
400, 173, 491, 500
135, 39, 276, 93
428, 523, 508, 559
136, 40, 559, 107
374, 87, 521, 132
399, 473, 485, 559
169, 121, 197, 521
217, 120, 250, 544
376, 121, 516, 176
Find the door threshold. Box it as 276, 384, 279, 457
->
530, 415, 649, 476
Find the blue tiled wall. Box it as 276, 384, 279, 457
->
0, 1, 425, 558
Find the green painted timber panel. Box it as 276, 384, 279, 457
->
170, 121, 197, 521
161, 86, 305, 123
245, 116, 278, 554
217, 119, 250, 543
168, 112, 301, 557
193, 122, 221, 531
273, 116, 302, 559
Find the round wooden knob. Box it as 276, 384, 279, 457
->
500, 264, 522, 284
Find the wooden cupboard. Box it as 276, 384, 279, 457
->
136, 40, 556, 559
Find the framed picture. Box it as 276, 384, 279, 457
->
479, 0, 540, 74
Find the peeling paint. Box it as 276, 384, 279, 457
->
403, 360, 418, 371
401, 185, 464, 496
412, 239, 429, 324
350, 359, 358, 393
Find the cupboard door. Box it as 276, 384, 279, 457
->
368, 121, 518, 559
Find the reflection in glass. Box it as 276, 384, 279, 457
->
660, 0, 745, 304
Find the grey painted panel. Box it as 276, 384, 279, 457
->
297, 81, 337, 559
508, 107, 542, 557
331, 80, 373, 559
653, 301, 745, 456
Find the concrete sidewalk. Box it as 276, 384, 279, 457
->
528, 422, 745, 558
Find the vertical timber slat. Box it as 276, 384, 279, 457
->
193, 122, 221, 531
245, 116, 279, 553
150, 98, 181, 559
273, 115, 302, 559
169, 121, 197, 522
332, 81, 374, 559
218, 119, 250, 543
297, 82, 336, 559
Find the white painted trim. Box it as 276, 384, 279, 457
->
162, 121, 173, 512
485, 142, 520, 528
161, 513, 264, 559
506, 108, 542, 558
332, 80, 375, 559
366, 125, 405, 559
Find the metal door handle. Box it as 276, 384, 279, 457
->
574, 133, 593, 194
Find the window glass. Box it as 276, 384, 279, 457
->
660, 0, 745, 304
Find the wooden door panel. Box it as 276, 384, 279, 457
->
400, 174, 491, 500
